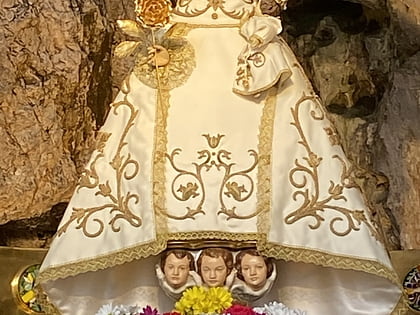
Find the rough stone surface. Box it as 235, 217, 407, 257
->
0, 0, 111, 226
376, 52, 420, 249
0, 0, 419, 250
388, 0, 420, 58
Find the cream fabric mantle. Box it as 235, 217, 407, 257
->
39, 1, 403, 314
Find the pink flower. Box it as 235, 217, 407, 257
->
223, 304, 263, 315
141, 305, 160, 315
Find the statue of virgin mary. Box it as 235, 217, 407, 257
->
38, 0, 403, 313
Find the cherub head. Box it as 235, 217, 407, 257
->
160, 249, 195, 289
197, 248, 233, 287
235, 249, 273, 291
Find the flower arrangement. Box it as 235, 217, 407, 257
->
175, 286, 233, 315
96, 287, 306, 315
96, 304, 161, 315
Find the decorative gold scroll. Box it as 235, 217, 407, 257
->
285, 92, 380, 239
165, 134, 259, 220
173, 0, 256, 20
57, 79, 142, 238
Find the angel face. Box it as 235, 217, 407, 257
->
240, 254, 268, 290
200, 255, 228, 287
163, 253, 191, 289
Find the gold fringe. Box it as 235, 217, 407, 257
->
38, 237, 166, 283
257, 240, 401, 287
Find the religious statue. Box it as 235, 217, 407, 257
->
155, 249, 201, 299
37, 0, 403, 312
197, 248, 235, 288
231, 249, 276, 301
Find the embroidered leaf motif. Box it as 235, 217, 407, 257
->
285, 93, 380, 240
177, 183, 200, 200
225, 182, 248, 201
166, 134, 259, 220
97, 182, 112, 197
57, 80, 142, 238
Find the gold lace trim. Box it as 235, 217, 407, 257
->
37, 236, 166, 283
168, 231, 260, 242
257, 240, 400, 286
152, 86, 171, 243
133, 36, 195, 90
256, 87, 277, 242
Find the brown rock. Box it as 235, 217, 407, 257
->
0, 0, 111, 225
376, 52, 420, 249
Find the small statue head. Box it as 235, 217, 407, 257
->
160, 249, 195, 289
197, 248, 233, 287
235, 249, 274, 291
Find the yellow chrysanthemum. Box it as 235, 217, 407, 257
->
175, 286, 208, 315
207, 287, 233, 313
175, 286, 233, 315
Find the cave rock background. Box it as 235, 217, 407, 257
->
0, 0, 419, 250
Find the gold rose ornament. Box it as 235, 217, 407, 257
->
135, 0, 172, 28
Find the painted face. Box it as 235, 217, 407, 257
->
200, 255, 228, 287
241, 254, 268, 290
163, 253, 190, 289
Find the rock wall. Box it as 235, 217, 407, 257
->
0, 0, 112, 245
0, 0, 419, 249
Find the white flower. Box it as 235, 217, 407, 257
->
95, 303, 143, 315
96, 303, 115, 315
113, 304, 132, 315
253, 301, 306, 315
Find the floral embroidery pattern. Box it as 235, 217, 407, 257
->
173, 0, 256, 20
285, 92, 379, 238
57, 79, 142, 238
165, 134, 259, 220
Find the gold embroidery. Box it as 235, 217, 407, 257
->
233, 69, 291, 96
249, 52, 265, 68
96, 132, 111, 153
57, 78, 142, 238
173, 0, 255, 20
133, 36, 195, 90
235, 51, 267, 90
285, 92, 379, 238
165, 134, 259, 220
203, 133, 224, 148
324, 126, 340, 146
236, 58, 252, 89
